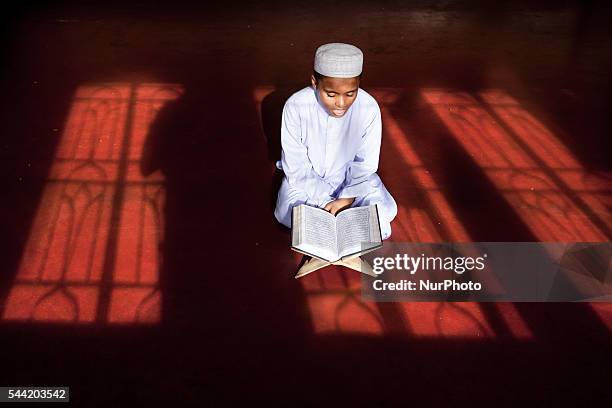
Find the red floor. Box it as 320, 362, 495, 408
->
0, 1, 610, 405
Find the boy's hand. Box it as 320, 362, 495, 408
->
323, 197, 355, 216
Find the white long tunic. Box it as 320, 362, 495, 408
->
274, 86, 397, 239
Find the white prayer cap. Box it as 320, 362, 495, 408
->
314, 43, 363, 78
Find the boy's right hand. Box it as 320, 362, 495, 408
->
323, 197, 355, 216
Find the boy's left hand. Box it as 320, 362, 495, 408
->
323, 197, 355, 216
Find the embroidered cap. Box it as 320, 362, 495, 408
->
314, 43, 363, 78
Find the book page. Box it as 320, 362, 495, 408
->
298, 205, 338, 261
337, 205, 382, 258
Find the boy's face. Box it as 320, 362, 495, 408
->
311, 75, 360, 118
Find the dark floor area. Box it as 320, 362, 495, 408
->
0, 0, 611, 405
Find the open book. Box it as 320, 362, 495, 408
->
291, 204, 382, 263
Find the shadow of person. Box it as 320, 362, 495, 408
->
139, 79, 312, 357
259, 87, 300, 213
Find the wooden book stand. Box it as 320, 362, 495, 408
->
294, 253, 377, 279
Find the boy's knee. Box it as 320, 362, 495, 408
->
274, 178, 307, 228
274, 196, 293, 229
274, 208, 291, 228
387, 195, 398, 221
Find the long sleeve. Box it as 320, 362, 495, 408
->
280, 102, 335, 207
336, 105, 382, 199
